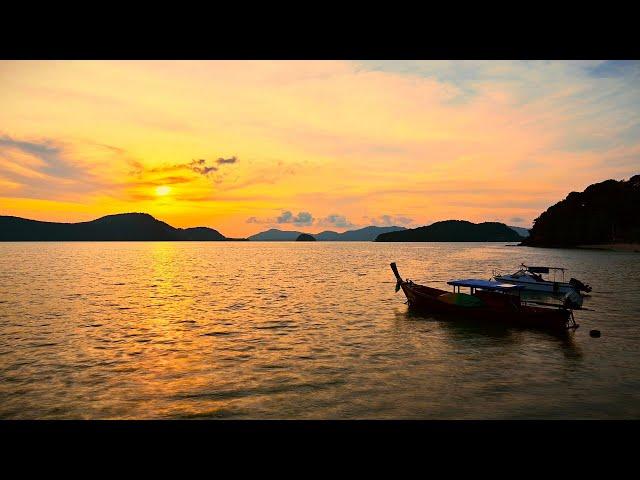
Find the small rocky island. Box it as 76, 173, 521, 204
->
296, 233, 316, 241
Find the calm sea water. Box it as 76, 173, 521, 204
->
1, 241, 639, 419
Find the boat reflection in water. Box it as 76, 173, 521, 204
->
390, 262, 579, 332
393, 291, 583, 363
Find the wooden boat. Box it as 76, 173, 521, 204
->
390, 263, 578, 331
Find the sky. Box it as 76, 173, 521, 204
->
1, 60, 639, 237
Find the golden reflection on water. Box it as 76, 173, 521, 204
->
0, 241, 639, 419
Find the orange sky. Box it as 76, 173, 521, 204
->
1, 60, 638, 237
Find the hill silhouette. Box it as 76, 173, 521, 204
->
248, 225, 406, 241
508, 226, 530, 238
296, 233, 316, 241
522, 175, 640, 247
375, 220, 524, 242
0, 213, 231, 241
248, 228, 303, 241
329, 225, 407, 241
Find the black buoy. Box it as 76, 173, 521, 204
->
590, 329, 601, 338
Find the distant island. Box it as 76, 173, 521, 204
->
296, 233, 316, 241
248, 225, 407, 241
522, 174, 640, 248
0, 213, 243, 241
0, 214, 532, 243
375, 220, 524, 242
509, 226, 530, 238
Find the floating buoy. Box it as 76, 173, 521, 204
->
590, 329, 601, 338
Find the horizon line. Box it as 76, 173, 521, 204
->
0, 211, 533, 239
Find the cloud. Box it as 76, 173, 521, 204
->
317, 214, 355, 229
509, 216, 524, 224
276, 211, 293, 223
247, 210, 315, 227
1, 135, 73, 178
130, 156, 238, 180
277, 210, 313, 226
0, 134, 106, 200
131, 176, 193, 187
189, 158, 218, 175
586, 60, 640, 78
247, 211, 409, 230
216, 156, 237, 165
366, 214, 414, 227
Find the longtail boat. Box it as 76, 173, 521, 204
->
390, 263, 578, 331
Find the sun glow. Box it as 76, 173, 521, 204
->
155, 185, 171, 196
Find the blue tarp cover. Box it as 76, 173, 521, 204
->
447, 279, 525, 291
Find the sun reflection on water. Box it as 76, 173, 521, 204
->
0, 241, 638, 419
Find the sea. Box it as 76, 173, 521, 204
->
1, 241, 639, 419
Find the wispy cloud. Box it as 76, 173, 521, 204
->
134, 156, 238, 179
0, 134, 107, 200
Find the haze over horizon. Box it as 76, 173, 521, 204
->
1, 60, 639, 237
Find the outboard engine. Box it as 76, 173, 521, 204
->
569, 277, 592, 293
563, 290, 584, 309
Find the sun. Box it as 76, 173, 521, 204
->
155, 185, 171, 196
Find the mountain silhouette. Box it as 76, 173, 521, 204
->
375, 220, 524, 242
248, 228, 304, 241
0, 213, 231, 241
508, 226, 530, 238
330, 225, 407, 241
314, 230, 340, 241
248, 225, 406, 241
522, 175, 640, 247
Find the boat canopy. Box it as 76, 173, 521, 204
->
447, 279, 525, 291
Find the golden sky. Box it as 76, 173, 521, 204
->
1, 60, 639, 236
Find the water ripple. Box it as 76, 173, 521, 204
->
0, 241, 639, 418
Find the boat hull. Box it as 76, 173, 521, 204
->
400, 282, 572, 330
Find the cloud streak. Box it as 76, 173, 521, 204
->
0, 134, 108, 200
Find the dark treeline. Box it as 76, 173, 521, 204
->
375, 220, 523, 242
523, 175, 640, 247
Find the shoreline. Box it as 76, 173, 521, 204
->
519, 242, 640, 252
576, 243, 640, 253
